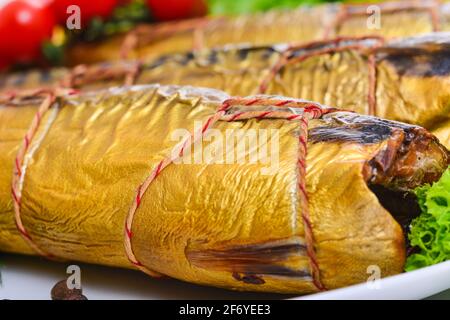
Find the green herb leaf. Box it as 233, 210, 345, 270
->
405, 167, 450, 271
42, 41, 65, 66
73, 0, 151, 43
208, 0, 341, 15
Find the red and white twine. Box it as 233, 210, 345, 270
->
323, 0, 442, 39
123, 99, 232, 277
7, 69, 136, 260
5, 87, 333, 290
9, 89, 77, 259
258, 36, 385, 116
123, 97, 335, 291
2, 0, 444, 292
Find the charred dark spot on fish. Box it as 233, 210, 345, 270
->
186, 239, 311, 279
145, 55, 171, 69
261, 47, 277, 60
233, 265, 311, 278
378, 36, 450, 77
235, 46, 277, 61
180, 52, 195, 65
310, 112, 428, 145
206, 50, 218, 64
289, 38, 379, 60
40, 70, 52, 83
309, 123, 393, 144
232, 272, 265, 285
237, 48, 250, 60
381, 51, 450, 77
188, 242, 305, 261
145, 51, 197, 69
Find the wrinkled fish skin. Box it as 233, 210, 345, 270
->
0, 85, 448, 293
2, 33, 450, 149
63, 0, 450, 65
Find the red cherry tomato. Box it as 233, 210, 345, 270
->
51, 0, 118, 26
146, 0, 207, 21
0, 0, 56, 64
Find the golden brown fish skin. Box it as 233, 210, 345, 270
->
63, 0, 450, 65
3, 33, 449, 149
310, 112, 450, 190
0, 85, 448, 293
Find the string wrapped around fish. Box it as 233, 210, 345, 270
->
0, 85, 448, 293
2, 33, 449, 148
64, 0, 450, 65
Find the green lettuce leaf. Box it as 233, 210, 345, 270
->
208, 0, 382, 15
208, 0, 334, 15
405, 167, 450, 271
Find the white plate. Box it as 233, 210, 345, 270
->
0, 254, 449, 300
297, 260, 450, 300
